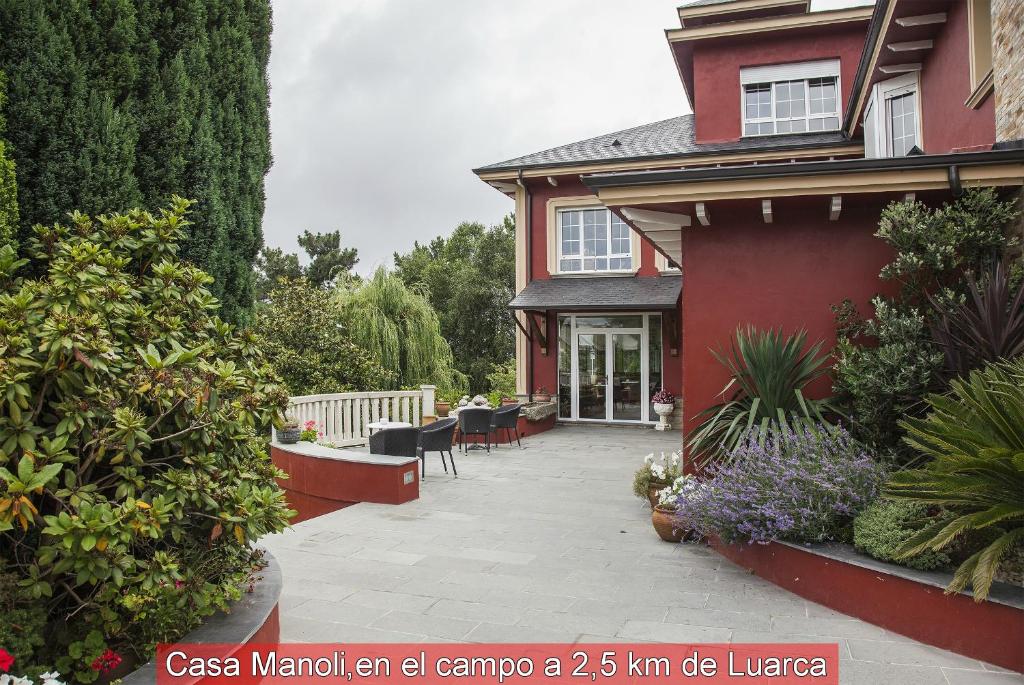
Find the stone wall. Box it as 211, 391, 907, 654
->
992, 0, 1024, 142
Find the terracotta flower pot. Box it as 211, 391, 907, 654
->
435, 401, 451, 417
501, 397, 518, 406
652, 506, 683, 543
533, 392, 551, 403
647, 482, 668, 509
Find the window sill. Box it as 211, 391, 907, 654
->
964, 69, 994, 110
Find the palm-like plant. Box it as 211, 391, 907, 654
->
686, 326, 837, 466
887, 357, 1024, 601
930, 261, 1024, 379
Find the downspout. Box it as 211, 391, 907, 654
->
948, 165, 963, 198
517, 169, 534, 398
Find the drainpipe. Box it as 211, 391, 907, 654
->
517, 170, 534, 398
948, 165, 963, 198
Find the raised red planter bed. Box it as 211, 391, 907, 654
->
709, 536, 1024, 673
271, 441, 419, 523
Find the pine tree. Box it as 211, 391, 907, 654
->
0, 0, 273, 321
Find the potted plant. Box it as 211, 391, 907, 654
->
632, 452, 681, 508
300, 420, 321, 442
501, 397, 518, 406
277, 418, 301, 444
652, 388, 675, 431
532, 386, 551, 403
651, 474, 694, 542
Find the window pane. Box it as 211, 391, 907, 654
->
744, 122, 759, 135
822, 116, 839, 130
791, 119, 807, 132
777, 120, 792, 133
559, 258, 581, 272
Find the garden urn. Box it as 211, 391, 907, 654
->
277, 425, 301, 444
653, 402, 674, 431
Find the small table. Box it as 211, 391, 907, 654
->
366, 420, 413, 434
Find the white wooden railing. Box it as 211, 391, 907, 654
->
280, 385, 436, 447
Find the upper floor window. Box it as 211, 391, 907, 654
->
740, 59, 841, 136
863, 74, 921, 158
558, 208, 632, 273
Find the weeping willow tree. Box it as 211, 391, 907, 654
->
336, 268, 466, 392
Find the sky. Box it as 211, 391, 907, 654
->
263, 0, 872, 274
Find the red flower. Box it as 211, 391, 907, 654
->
90, 649, 122, 674
0, 648, 14, 672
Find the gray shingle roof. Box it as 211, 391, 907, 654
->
474, 114, 853, 173
509, 275, 681, 311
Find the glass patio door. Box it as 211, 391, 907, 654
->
560, 314, 660, 424
611, 333, 642, 421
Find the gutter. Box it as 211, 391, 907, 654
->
517, 170, 534, 397
582, 147, 1024, 189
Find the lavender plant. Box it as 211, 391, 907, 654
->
673, 425, 886, 544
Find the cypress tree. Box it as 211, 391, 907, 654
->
0, 0, 272, 321
0, 72, 17, 248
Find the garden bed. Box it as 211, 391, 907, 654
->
271, 441, 420, 523
709, 536, 1024, 673
121, 549, 282, 684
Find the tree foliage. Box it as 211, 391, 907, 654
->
0, 198, 292, 677
0, 0, 273, 322
394, 216, 515, 391
0, 71, 16, 248
254, 278, 391, 395
254, 229, 358, 300
335, 268, 465, 392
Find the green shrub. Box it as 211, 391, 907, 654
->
254, 277, 393, 395
886, 357, 1024, 601
0, 198, 293, 679
485, 360, 516, 407
854, 500, 950, 571
686, 326, 837, 466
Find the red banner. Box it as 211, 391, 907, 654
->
156, 643, 838, 685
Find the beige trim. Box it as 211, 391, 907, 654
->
967, 0, 993, 92
847, 0, 898, 136
666, 6, 872, 42
514, 186, 528, 396
475, 145, 864, 182
593, 163, 1024, 206
654, 251, 681, 273
678, 0, 807, 24
965, 68, 994, 110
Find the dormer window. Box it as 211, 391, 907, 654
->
740, 59, 841, 136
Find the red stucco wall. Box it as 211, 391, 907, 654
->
691, 25, 867, 144
679, 197, 898, 441
523, 178, 683, 404
920, 0, 996, 153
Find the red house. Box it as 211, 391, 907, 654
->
473, 0, 1024, 445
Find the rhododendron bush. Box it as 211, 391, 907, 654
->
0, 198, 293, 681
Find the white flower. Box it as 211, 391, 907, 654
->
40, 673, 65, 685
1, 675, 34, 685
643, 453, 654, 464
670, 451, 681, 466
651, 463, 665, 479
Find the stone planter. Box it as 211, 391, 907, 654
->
121, 549, 282, 684
653, 402, 674, 431
651, 506, 682, 542
277, 426, 301, 444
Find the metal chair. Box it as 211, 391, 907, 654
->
490, 403, 522, 448
458, 407, 494, 454
368, 426, 419, 458
417, 417, 458, 477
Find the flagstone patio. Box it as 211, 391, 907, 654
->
260, 425, 1021, 685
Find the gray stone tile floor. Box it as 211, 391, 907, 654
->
260, 425, 1023, 684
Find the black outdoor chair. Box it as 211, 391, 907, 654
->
368, 426, 419, 459
417, 417, 458, 477
458, 407, 494, 454
490, 403, 522, 448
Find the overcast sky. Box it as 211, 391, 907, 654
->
263, 0, 871, 274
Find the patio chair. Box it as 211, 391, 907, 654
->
490, 403, 522, 448
417, 417, 458, 477
368, 426, 419, 459
458, 407, 494, 454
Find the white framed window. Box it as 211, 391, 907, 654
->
863, 73, 922, 158
740, 59, 841, 136
558, 208, 633, 273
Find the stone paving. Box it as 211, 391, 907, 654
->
260, 425, 1022, 685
